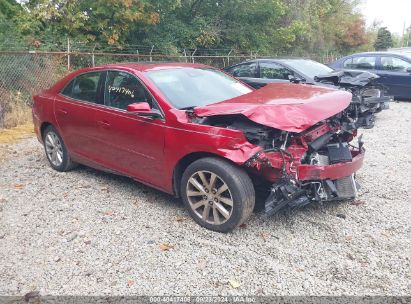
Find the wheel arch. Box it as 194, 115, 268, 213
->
40, 122, 53, 140
172, 152, 239, 197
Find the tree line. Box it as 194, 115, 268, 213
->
0, 0, 407, 55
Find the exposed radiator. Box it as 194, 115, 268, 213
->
335, 175, 357, 199
310, 153, 357, 200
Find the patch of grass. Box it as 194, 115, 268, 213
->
0, 90, 33, 129
3, 102, 32, 129
0, 123, 34, 144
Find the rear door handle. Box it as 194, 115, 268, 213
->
97, 120, 111, 129
57, 109, 68, 115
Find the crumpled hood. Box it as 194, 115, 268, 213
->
314, 70, 379, 88
194, 83, 352, 132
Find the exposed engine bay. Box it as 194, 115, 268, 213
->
194, 114, 364, 216
314, 70, 392, 129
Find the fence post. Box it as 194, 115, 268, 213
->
192, 48, 197, 63
150, 45, 154, 62
91, 44, 96, 67
67, 37, 70, 71
183, 49, 188, 63
136, 49, 139, 62
227, 49, 233, 67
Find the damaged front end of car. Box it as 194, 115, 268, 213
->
193, 113, 364, 216
190, 83, 365, 216
315, 70, 392, 129
241, 120, 364, 216
235, 119, 365, 215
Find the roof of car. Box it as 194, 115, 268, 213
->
226, 58, 314, 67
341, 51, 410, 57
92, 62, 211, 72
243, 58, 312, 62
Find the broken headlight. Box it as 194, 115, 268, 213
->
361, 88, 381, 98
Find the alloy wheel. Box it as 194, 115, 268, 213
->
186, 170, 233, 225
45, 131, 64, 167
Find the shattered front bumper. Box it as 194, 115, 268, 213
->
264, 148, 365, 217
297, 149, 364, 181
363, 95, 392, 111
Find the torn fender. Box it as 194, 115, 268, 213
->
216, 143, 263, 165
193, 83, 352, 133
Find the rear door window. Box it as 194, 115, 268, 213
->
380, 56, 411, 72
228, 62, 258, 78
344, 56, 376, 70
61, 71, 103, 103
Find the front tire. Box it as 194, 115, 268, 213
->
43, 125, 77, 172
181, 157, 255, 232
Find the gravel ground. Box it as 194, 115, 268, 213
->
0, 102, 410, 296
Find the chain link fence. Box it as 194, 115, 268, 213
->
0, 52, 68, 128
0, 50, 257, 128
0, 48, 340, 128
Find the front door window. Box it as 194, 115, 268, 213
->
104, 71, 155, 110
259, 62, 295, 80
343, 57, 376, 70
228, 63, 258, 78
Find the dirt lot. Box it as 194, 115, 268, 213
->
0, 102, 410, 296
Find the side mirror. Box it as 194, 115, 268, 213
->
288, 75, 305, 84
127, 102, 161, 119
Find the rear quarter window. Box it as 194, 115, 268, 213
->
61, 71, 102, 103
61, 79, 74, 96
380, 56, 411, 72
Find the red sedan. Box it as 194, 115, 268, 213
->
32, 63, 365, 232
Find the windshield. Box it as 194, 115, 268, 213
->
146, 68, 252, 109
283, 59, 333, 79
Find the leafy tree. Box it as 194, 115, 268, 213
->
280, 0, 368, 55
374, 27, 393, 50
0, 0, 25, 47
128, 0, 300, 54
336, 14, 368, 52
7, 0, 372, 55
18, 0, 175, 46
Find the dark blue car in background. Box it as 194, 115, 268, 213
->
330, 52, 411, 100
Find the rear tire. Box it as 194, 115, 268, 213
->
181, 157, 255, 232
43, 125, 77, 172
